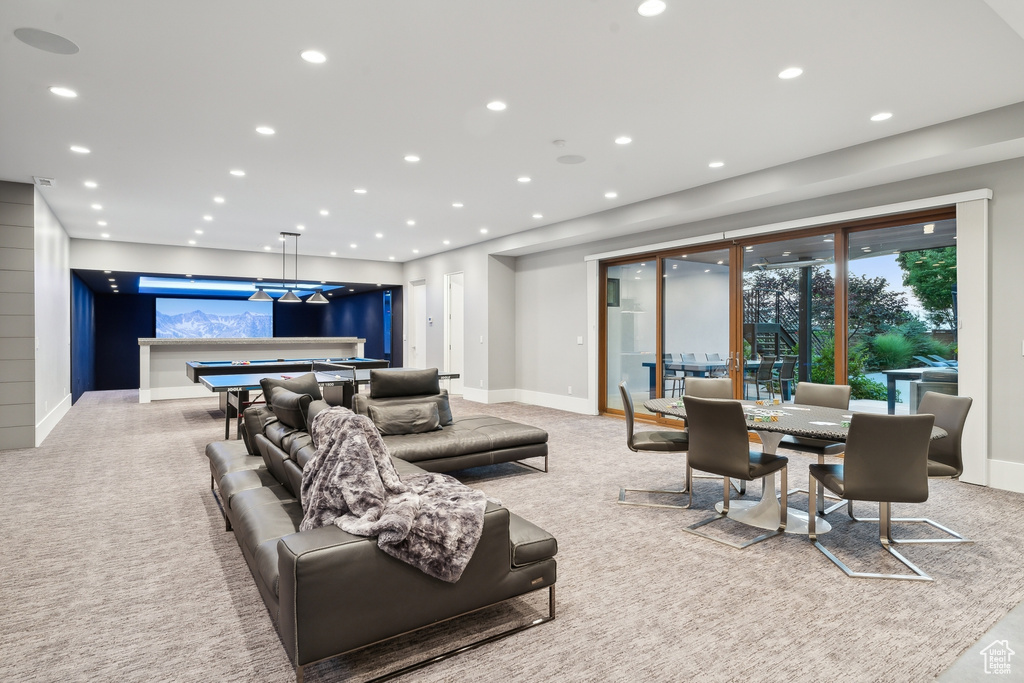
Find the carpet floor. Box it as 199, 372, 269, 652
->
2, 391, 1023, 682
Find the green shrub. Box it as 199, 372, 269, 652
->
810, 337, 888, 401
870, 332, 915, 370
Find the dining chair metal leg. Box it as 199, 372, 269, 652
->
845, 500, 972, 544
810, 491, 932, 581
684, 471, 782, 549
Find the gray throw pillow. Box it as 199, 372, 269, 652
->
260, 372, 323, 408
269, 387, 313, 431
369, 402, 442, 436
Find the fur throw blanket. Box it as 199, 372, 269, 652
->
299, 406, 488, 583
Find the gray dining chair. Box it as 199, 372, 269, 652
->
850, 392, 974, 543
684, 377, 732, 399
781, 382, 852, 516
682, 395, 789, 549
618, 381, 690, 509
808, 412, 935, 581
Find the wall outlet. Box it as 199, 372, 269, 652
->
479, 379, 484, 388
567, 386, 572, 395
479, 335, 484, 344
577, 336, 583, 345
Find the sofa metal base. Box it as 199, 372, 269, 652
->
515, 453, 548, 473
294, 584, 556, 683
210, 474, 231, 531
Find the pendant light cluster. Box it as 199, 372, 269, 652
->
249, 231, 328, 303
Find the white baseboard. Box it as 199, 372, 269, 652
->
515, 389, 596, 415
988, 459, 1024, 494
35, 393, 72, 447
148, 385, 216, 402
460, 387, 517, 404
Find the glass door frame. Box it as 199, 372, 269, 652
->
598, 206, 957, 421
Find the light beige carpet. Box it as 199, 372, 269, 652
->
2, 391, 1023, 682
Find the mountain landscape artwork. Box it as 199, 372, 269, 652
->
155, 298, 273, 338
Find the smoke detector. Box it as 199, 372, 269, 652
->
33, 176, 55, 187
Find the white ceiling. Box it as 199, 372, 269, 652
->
3, 0, 1024, 264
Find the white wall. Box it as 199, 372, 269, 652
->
33, 191, 71, 445
70, 238, 404, 285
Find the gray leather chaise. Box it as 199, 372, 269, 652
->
205, 369, 556, 681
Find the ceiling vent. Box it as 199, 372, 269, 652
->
33, 176, 55, 187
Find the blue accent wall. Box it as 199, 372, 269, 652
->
74, 286, 401, 391
70, 273, 95, 403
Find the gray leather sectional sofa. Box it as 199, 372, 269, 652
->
205, 368, 556, 681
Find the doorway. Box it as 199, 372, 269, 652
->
444, 272, 465, 394
408, 280, 427, 369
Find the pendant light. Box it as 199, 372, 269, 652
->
248, 287, 272, 302
307, 289, 329, 304
278, 231, 302, 302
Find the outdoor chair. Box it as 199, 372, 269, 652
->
808, 413, 936, 581
663, 353, 684, 397
682, 396, 788, 549
774, 355, 797, 401
744, 355, 776, 400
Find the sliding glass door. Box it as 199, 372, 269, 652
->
661, 249, 732, 398
605, 259, 658, 414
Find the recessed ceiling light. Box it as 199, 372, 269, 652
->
101, 233, 110, 239
255, 126, 275, 135
604, 191, 617, 199
778, 67, 803, 79
70, 145, 90, 154
111, 284, 117, 288
230, 169, 245, 176
745, 246, 754, 251
103, 270, 110, 273
278, 236, 286, 241
349, 288, 355, 292
480, 228, 488, 234
354, 188, 367, 194
188, 240, 196, 245
203, 215, 213, 221
486, 100, 507, 111
412, 249, 420, 254
704, 269, 711, 273
83, 180, 97, 188
615, 136, 632, 145
923, 224, 935, 234
213, 196, 225, 203
319, 209, 329, 216
263, 245, 272, 251
320, 280, 326, 285
532, 213, 543, 219
443, 239, 450, 245
300, 50, 326, 64
637, 0, 667, 17
108, 278, 114, 282
195, 229, 204, 235
717, 260, 724, 265
517, 176, 531, 183
375, 233, 383, 238
91, 203, 102, 210
349, 243, 357, 248
404, 154, 420, 162
871, 112, 893, 122
296, 224, 305, 231
49, 86, 77, 98
406, 220, 415, 226
330, 251, 337, 256
452, 202, 463, 208
97, 220, 107, 226
708, 161, 724, 168
389, 256, 395, 260
823, 238, 834, 242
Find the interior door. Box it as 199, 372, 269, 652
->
444, 272, 464, 394
408, 280, 426, 368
